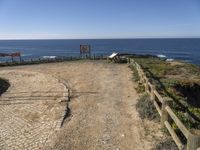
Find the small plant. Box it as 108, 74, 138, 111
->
136, 94, 159, 121
154, 138, 178, 150
130, 65, 140, 82
135, 83, 145, 93
129, 65, 145, 93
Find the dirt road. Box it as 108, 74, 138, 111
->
0, 60, 163, 150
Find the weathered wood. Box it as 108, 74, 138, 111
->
148, 83, 155, 100
145, 80, 149, 93
146, 89, 150, 94
161, 100, 169, 128
148, 82, 153, 87
154, 90, 164, 103
150, 90, 155, 100
153, 100, 162, 116
165, 106, 190, 139
187, 130, 200, 150
113, 56, 118, 62
147, 82, 152, 94
164, 121, 185, 150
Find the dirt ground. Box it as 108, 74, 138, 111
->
0, 60, 166, 150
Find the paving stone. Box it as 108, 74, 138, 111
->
0, 71, 68, 150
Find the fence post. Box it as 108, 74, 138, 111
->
144, 78, 149, 93
150, 86, 155, 101
139, 69, 144, 84
130, 59, 134, 64
161, 99, 169, 128
187, 130, 200, 150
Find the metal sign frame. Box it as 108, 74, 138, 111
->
80, 45, 91, 57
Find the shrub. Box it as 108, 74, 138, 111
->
129, 65, 140, 82
0, 78, 10, 95
136, 94, 159, 121
154, 138, 178, 150
135, 83, 145, 93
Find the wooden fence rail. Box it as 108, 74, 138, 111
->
129, 58, 200, 150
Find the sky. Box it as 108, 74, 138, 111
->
0, 0, 200, 39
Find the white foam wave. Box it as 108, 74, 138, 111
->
157, 54, 166, 58
42, 56, 57, 59
166, 59, 174, 62
22, 54, 32, 57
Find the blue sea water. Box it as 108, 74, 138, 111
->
0, 38, 200, 65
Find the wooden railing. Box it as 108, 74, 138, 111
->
129, 58, 200, 150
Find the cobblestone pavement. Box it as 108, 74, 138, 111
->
0, 70, 67, 150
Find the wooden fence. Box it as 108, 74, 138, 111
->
129, 58, 200, 150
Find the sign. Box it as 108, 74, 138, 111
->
0, 52, 21, 57
80, 45, 91, 55
80, 45, 91, 57
0, 52, 22, 62
11, 52, 21, 57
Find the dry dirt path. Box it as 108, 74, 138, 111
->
0, 60, 161, 150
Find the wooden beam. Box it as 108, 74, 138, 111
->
187, 130, 200, 150
153, 100, 162, 116
154, 90, 164, 104
165, 121, 185, 150
165, 106, 190, 139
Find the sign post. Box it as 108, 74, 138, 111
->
80, 45, 91, 58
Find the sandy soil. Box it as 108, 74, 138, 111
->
0, 60, 166, 150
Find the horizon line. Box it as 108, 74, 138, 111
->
0, 37, 200, 40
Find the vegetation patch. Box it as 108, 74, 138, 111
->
136, 94, 159, 121
129, 65, 145, 93
135, 83, 145, 93
0, 78, 10, 96
129, 65, 140, 82
132, 57, 200, 129
174, 83, 200, 108
154, 138, 178, 150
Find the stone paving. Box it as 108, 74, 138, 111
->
0, 70, 68, 150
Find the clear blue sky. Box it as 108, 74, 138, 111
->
0, 0, 200, 39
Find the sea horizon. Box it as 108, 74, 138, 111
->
0, 38, 200, 65
0, 37, 200, 40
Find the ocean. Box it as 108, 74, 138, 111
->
0, 38, 200, 65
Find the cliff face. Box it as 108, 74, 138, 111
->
174, 83, 200, 108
